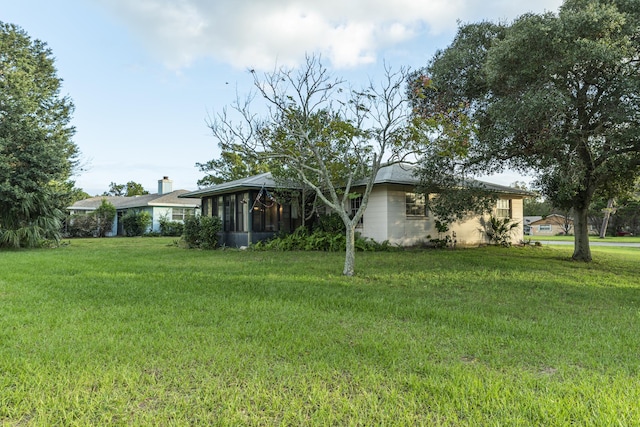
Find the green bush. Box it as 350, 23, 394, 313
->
481, 215, 520, 247
251, 227, 398, 252
159, 214, 184, 237
122, 210, 152, 236
94, 199, 116, 237
182, 215, 201, 248
66, 214, 97, 237
200, 216, 222, 249
182, 215, 222, 249
66, 199, 116, 238
315, 212, 346, 233
428, 219, 455, 249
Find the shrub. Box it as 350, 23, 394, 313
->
182, 215, 222, 249
66, 199, 116, 238
200, 216, 222, 249
481, 215, 520, 247
182, 215, 201, 248
66, 214, 98, 237
122, 210, 152, 236
94, 199, 116, 237
315, 212, 346, 233
429, 220, 456, 249
159, 214, 184, 237
251, 227, 398, 252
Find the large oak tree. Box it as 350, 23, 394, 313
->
0, 22, 78, 248
410, 0, 640, 261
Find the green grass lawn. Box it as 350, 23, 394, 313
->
1, 238, 639, 425
529, 234, 640, 243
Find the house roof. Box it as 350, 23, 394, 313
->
178, 172, 285, 198
529, 214, 572, 225
524, 216, 543, 225
363, 163, 532, 195
180, 163, 532, 198
69, 190, 200, 211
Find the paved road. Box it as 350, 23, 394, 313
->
535, 240, 640, 248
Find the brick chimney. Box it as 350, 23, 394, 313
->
158, 176, 173, 195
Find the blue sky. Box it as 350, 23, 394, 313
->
2, 0, 563, 195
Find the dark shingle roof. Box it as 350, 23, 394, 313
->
69, 190, 200, 211
180, 164, 532, 198
365, 164, 532, 196
179, 173, 283, 198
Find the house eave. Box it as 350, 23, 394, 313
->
148, 202, 200, 208
179, 173, 300, 199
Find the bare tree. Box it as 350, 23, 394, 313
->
208, 55, 421, 276
599, 198, 616, 239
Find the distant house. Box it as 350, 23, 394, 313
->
180, 164, 531, 247
68, 177, 200, 236
526, 214, 573, 236
523, 216, 543, 235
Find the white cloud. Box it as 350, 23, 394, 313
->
97, 0, 564, 71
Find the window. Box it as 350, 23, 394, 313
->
224, 195, 235, 232
217, 196, 224, 221
209, 190, 290, 233
351, 195, 363, 225
406, 192, 427, 217
171, 208, 194, 221
539, 224, 552, 232
496, 199, 511, 218
251, 190, 282, 232
236, 193, 246, 232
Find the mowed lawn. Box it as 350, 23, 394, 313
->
1, 238, 639, 425
529, 235, 640, 243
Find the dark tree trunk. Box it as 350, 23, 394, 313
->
572, 206, 592, 262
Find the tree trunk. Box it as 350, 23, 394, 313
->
343, 225, 356, 276
599, 198, 614, 239
572, 206, 592, 262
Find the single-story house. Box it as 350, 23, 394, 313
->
526, 214, 572, 236
523, 216, 543, 235
179, 164, 531, 247
68, 177, 200, 236
525, 214, 598, 236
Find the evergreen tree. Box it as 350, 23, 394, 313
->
0, 22, 78, 247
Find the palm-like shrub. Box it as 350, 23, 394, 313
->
481, 215, 520, 247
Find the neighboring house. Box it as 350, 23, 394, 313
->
523, 216, 543, 235
526, 214, 573, 236
180, 164, 531, 247
68, 177, 200, 236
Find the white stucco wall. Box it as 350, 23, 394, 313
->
386, 186, 432, 246
359, 186, 526, 247
359, 185, 389, 242
360, 185, 432, 246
